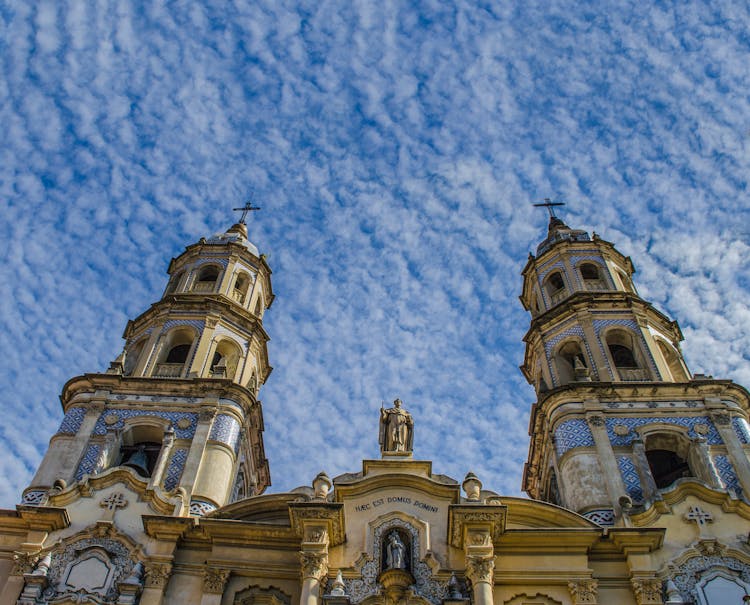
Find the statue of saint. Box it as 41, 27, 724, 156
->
379, 399, 414, 453
385, 531, 406, 569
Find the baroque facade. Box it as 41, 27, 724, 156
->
0, 215, 749, 605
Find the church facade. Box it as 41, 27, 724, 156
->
0, 215, 749, 605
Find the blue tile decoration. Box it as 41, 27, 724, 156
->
193, 257, 229, 267
21, 490, 47, 505
163, 448, 188, 491
733, 417, 750, 445
57, 407, 86, 435
592, 318, 661, 379
543, 322, 598, 385
537, 261, 567, 307
617, 456, 643, 501
554, 419, 595, 456
163, 319, 205, 332
606, 416, 722, 446
75, 444, 102, 480
189, 499, 218, 516
93, 410, 198, 439
714, 455, 742, 496
582, 508, 615, 526
209, 414, 241, 452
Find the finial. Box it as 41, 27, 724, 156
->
330, 570, 347, 596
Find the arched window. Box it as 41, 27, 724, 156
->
579, 263, 606, 291
209, 339, 242, 380
605, 329, 647, 380
233, 272, 251, 304
657, 340, 689, 381
123, 339, 146, 376
117, 425, 164, 478
616, 269, 636, 294
644, 432, 694, 489
165, 271, 184, 295
153, 328, 195, 378
545, 271, 567, 305
193, 265, 221, 293
554, 341, 589, 385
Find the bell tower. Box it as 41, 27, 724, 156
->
521, 213, 750, 526
22, 218, 273, 517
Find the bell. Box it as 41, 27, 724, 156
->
123, 444, 150, 477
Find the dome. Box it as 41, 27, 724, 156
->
536, 216, 591, 255
204, 222, 260, 257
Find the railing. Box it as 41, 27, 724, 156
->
618, 368, 649, 381
549, 289, 568, 305
192, 281, 216, 293
210, 366, 227, 379
231, 290, 245, 303
584, 280, 608, 291
153, 363, 184, 378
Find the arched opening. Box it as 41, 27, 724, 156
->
233, 272, 251, 304
123, 339, 146, 376
165, 271, 184, 295
657, 340, 689, 381
117, 425, 164, 478
605, 329, 647, 381
616, 269, 637, 294
644, 432, 694, 489
209, 339, 242, 380
545, 271, 567, 305
579, 262, 606, 291
554, 340, 589, 385
193, 265, 221, 293
153, 328, 195, 378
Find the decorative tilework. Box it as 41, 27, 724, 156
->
21, 490, 47, 505
582, 509, 615, 526
554, 419, 595, 456
209, 414, 241, 452
714, 455, 742, 496
163, 448, 188, 491
189, 499, 218, 516
606, 416, 722, 446
193, 257, 229, 268
733, 417, 750, 444
617, 456, 643, 501
163, 319, 205, 332
536, 261, 567, 308
93, 410, 198, 439
57, 407, 86, 435
75, 444, 102, 480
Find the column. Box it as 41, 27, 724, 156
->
300, 551, 328, 605
568, 579, 598, 604
148, 428, 175, 491
709, 409, 750, 495
179, 409, 215, 500
586, 413, 628, 514
690, 437, 722, 489
139, 562, 172, 605
631, 439, 658, 501
464, 527, 494, 605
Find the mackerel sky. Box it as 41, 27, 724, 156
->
1, 2, 749, 507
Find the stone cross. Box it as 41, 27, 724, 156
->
100, 492, 128, 521
684, 505, 713, 537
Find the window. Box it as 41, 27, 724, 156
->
116, 425, 165, 478
165, 271, 184, 295
233, 272, 251, 304
657, 340, 689, 381
554, 341, 588, 385
166, 344, 190, 364
545, 272, 567, 304
609, 344, 637, 368
123, 339, 146, 376
153, 328, 195, 378
605, 329, 648, 380
209, 339, 242, 380
580, 263, 606, 291
580, 263, 599, 280
644, 432, 695, 489
193, 265, 221, 292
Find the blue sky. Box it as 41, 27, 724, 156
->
1, 1, 749, 507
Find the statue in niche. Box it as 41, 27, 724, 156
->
385, 531, 406, 570
379, 399, 414, 454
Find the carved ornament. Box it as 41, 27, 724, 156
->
300, 551, 328, 581
203, 567, 230, 594
289, 503, 345, 546
465, 556, 494, 585
587, 415, 605, 428
568, 579, 598, 604
448, 506, 506, 548
12, 551, 39, 576
630, 578, 662, 605
144, 562, 172, 589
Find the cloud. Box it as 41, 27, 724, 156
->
0, 1, 749, 507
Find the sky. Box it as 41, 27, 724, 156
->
1, 1, 750, 508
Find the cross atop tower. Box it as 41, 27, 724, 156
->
533, 198, 565, 219
233, 199, 261, 225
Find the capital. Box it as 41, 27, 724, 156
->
300, 551, 328, 581
465, 555, 494, 585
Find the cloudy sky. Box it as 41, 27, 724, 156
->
1, 2, 749, 507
